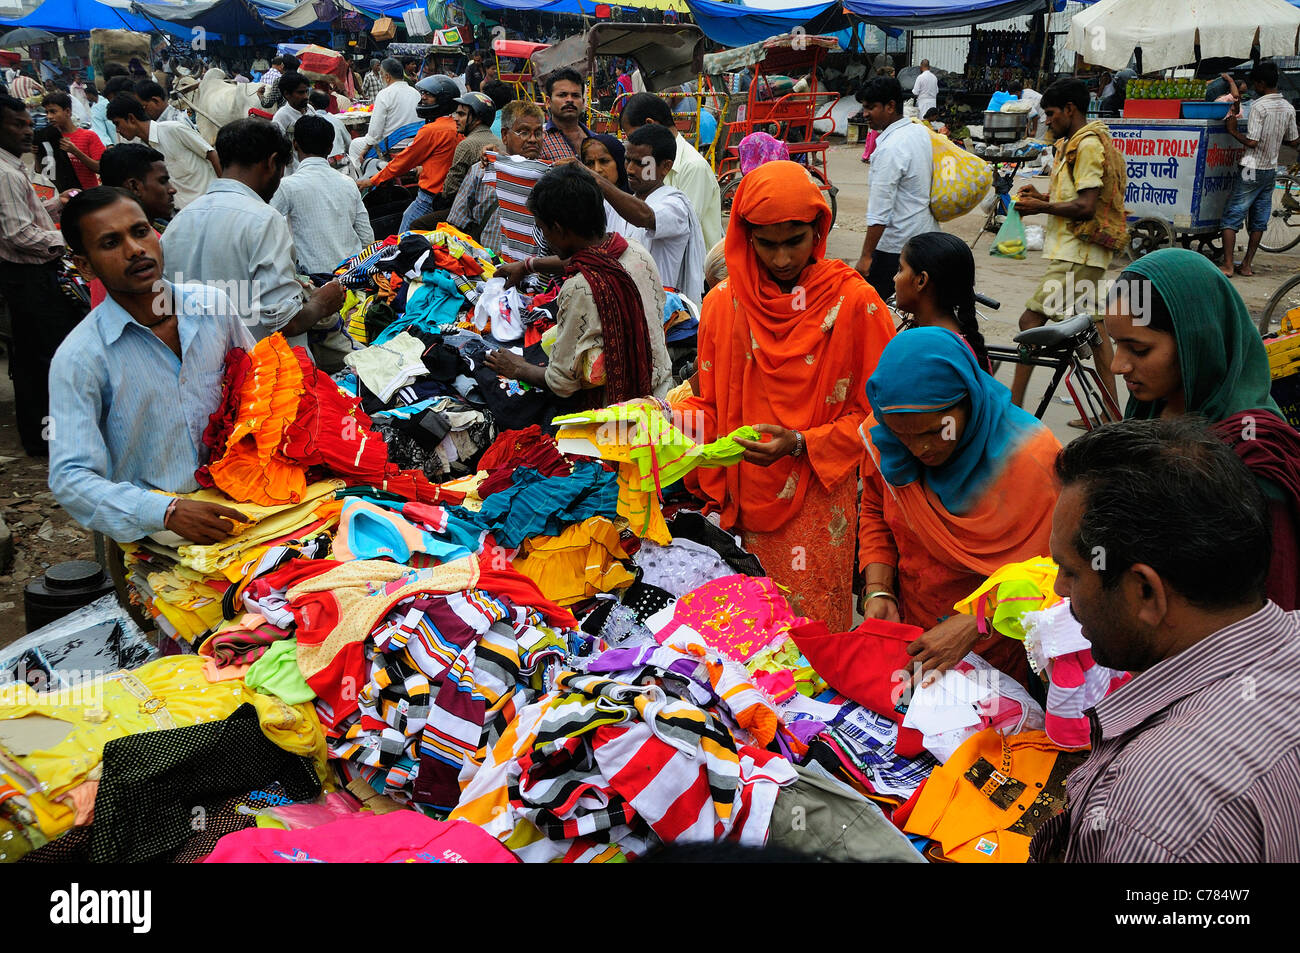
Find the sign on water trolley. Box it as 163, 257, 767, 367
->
1107, 117, 1244, 230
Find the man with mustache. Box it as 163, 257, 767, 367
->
1033, 418, 1300, 863
47, 186, 253, 545
539, 68, 591, 162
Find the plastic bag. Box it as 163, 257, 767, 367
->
1024, 223, 1045, 251
472, 276, 526, 342
990, 199, 1028, 259
0, 593, 157, 690
921, 119, 993, 222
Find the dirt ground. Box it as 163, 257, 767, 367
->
2, 140, 1296, 648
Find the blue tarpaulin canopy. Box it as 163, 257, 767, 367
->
0, 0, 193, 34
685, 0, 841, 48
843, 0, 1061, 30
132, 0, 333, 35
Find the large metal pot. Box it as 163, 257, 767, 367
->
983, 109, 1027, 142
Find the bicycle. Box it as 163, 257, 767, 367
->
1260, 167, 1300, 255
1258, 269, 1300, 335
888, 293, 1122, 430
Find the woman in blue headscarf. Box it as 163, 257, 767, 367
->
858, 328, 1062, 684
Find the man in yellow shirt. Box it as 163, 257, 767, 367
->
1013, 78, 1125, 417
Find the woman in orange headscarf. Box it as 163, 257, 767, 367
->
677, 161, 896, 630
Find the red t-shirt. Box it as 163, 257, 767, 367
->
64, 127, 104, 190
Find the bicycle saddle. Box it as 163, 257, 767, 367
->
1014, 313, 1094, 348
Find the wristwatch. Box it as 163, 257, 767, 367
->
790, 431, 805, 458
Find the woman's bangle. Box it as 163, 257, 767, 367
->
164, 498, 178, 528
789, 430, 805, 458
524, 256, 536, 274
864, 590, 897, 603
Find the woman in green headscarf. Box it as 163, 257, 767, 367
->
1103, 247, 1300, 609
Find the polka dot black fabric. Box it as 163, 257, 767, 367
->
87, 703, 320, 863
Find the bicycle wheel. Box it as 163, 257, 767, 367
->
1258, 271, 1300, 335
719, 171, 742, 220
1260, 174, 1300, 254
807, 166, 838, 228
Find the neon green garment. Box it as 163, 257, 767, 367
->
244, 639, 316, 706
554, 400, 758, 542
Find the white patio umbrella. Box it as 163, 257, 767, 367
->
1068, 0, 1300, 72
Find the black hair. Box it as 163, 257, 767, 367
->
271, 55, 284, 67
1250, 60, 1280, 88
42, 92, 72, 112
103, 76, 137, 98
102, 63, 129, 80
105, 93, 149, 123
1008, 80, 1024, 96
381, 57, 405, 80
628, 122, 676, 165
61, 186, 147, 256
923, 107, 940, 120
1106, 271, 1174, 334
99, 142, 166, 187
543, 67, 584, 96
481, 79, 514, 110
215, 117, 290, 169
900, 232, 989, 372
0, 94, 24, 117
621, 91, 674, 128
134, 79, 166, 101
858, 76, 904, 113
282, 54, 300, 72
1041, 77, 1089, 114
528, 162, 606, 239
279, 72, 310, 97
1054, 417, 1270, 608
293, 114, 334, 157
308, 90, 331, 111
401, 56, 419, 68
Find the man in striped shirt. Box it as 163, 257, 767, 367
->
1033, 418, 1300, 863
444, 100, 545, 251
1221, 60, 1300, 277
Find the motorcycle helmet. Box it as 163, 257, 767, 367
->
415, 75, 459, 120
454, 91, 497, 127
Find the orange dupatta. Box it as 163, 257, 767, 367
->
681, 161, 895, 531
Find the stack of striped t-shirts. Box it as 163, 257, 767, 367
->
488, 150, 551, 262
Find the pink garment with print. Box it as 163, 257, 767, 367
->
203, 811, 519, 863
654, 574, 809, 663
738, 132, 790, 174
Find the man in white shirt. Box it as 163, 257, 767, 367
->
349, 57, 421, 166
162, 118, 344, 350
855, 76, 937, 301
619, 92, 723, 250
271, 116, 373, 275
107, 94, 219, 210
911, 60, 939, 118
271, 72, 314, 136
85, 83, 116, 146
134, 79, 196, 129
308, 90, 354, 171
597, 122, 705, 305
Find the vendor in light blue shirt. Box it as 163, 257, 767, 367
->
48, 187, 253, 544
